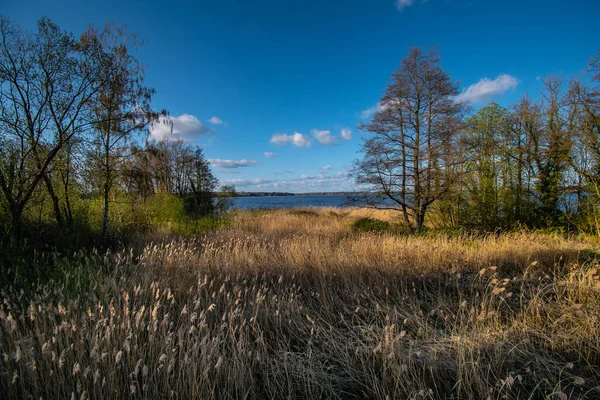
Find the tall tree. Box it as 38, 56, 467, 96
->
81, 23, 166, 243
565, 50, 600, 232
510, 97, 542, 224
186, 146, 218, 216
0, 17, 100, 236
461, 103, 510, 227
353, 48, 467, 232
533, 78, 571, 225
569, 51, 600, 198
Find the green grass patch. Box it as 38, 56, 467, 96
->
352, 217, 390, 232
289, 209, 319, 217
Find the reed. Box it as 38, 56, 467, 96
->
1, 208, 599, 399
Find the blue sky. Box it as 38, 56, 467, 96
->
4, 0, 600, 192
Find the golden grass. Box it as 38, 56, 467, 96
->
2, 208, 600, 399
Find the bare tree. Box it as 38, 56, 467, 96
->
352, 48, 467, 232
0, 17, 100, 236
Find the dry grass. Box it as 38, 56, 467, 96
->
2, 208, 600, 399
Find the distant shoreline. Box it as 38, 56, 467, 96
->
228, 192, 361, 197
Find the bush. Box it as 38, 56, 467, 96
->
290, 209, 319, 217
141, 193, 187, 227
174, 216, 230, 235
83, 192, 187, 239
352, 217, 390, 232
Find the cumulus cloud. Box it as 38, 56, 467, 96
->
360, 100, 400, 119
270, 132, 312, 148
455, 74, 519, 104
360, 104, 380, 119
312, 129, 336, 145
340, 128, 352, 140
321, 165, 331, 171
263, 152, 277, 158
149, 114, 212, 142
208, 159, 258, 169
396, 0, 416, 11
208, 116, 226, 125
312, 128, 353, 145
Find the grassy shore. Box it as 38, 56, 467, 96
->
2, 208, 600, 399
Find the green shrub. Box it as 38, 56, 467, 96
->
83, 192, 187, 237
352, 217, 390, 232
174, 216, 231, 235
141, 193, 187, 227
289, 209, 319, 217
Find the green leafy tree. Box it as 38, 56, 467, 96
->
81, 23, 166, 244
532, 79, 572, 226
185, 147, 218, 216
462, 103, 511, 227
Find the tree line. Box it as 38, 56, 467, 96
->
0, 17, 230, 244
354, 47, 600, 233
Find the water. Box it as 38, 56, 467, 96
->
232, 195, 350, 209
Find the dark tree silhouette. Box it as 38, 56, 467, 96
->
353, 48, 467, 232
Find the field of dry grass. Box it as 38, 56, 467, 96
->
2, 208, 600, 399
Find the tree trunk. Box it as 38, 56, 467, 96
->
416, 207, 427, 233
42, 173, 64, 228
516, 131, 523, 223
102, 130, 111, 245
64, 190, 74, 226
62, 146, 74, 226
8, 204, 24, 239
102, 178, 109, 244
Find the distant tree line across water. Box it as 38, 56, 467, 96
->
232, 192, 361, 197
1, 16, 600, 246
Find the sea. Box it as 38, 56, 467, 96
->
232, 195, 351, 209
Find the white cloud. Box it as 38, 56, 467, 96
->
321, 165, 331, 171
208, 116, 226, 125
312, 129, 336, 145
149, 114, 212, 142
270, 132, 312, 148
263, 152, 277, 158
360, 100, 400, 119
360, 104, 380, 119
312, 128, 353, 145
208, 159, 258, 169
455, 74, 520, 104
340, 128, 352, 140
396, 0, 416, 11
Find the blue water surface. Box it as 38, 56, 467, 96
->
232, 195, 351, 209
